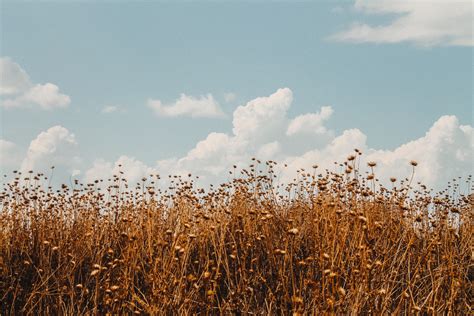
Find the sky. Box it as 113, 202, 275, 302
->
0, 0, 473, 192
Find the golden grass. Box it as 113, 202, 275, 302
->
0, 155, 472, 314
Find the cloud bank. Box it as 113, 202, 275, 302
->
2, 88, 472, 191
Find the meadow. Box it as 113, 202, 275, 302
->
0, 152, 472, 315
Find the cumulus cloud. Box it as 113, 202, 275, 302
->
330, 0, 473, 46
147, 93, 225, 118
3, 83, 70, 110
257, 141, 281, 160
0, 57, 71, 110
281, 128, 368, 182
280, 117, 473, 190
84, 156, 157, 185
287, 106, 333, 136
20, 126, 81, 183
365, 116, 473, 188
232, 87, 292, 140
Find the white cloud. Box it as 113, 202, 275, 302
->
365, 115, 473, 188
83, 159, 113, 183
102, 105, 119, 114
281, 128, 368, 182
84, 156, 157, 185
281, 116, 473, 190
20, 126, 80, 182
0, 57, 71, 110
232, 88, 292, 140
287, 106, 333, 136
3, 83, 70, 110
147, 93, 225, 118
330, 0, 473, 46
0, 57, 31, 95
257, 141, 281, 160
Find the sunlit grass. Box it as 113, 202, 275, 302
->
0, 152, 471, 314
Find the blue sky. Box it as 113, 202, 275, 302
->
1, 1, 472, 190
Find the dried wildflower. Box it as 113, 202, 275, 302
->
0, 156, 467, 314
274, 249, 286, 255
287, 228, 299, 235
338, 287, 346, 296
292, 296, 304, 305
206, 290, 215, 296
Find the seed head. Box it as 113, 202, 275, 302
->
287, 228, 299, 235
338, 287, 346, 296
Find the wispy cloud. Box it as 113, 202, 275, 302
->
329, 0, 473, 47
224, 92, 237, 103
101, 105, 125, 114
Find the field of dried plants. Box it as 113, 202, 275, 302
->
0, 152, 472, 315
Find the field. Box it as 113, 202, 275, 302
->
0, 154, 472, 315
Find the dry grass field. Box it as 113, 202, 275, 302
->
0, 153, 472, 314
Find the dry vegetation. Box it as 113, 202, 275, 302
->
0, 151, 472, 315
